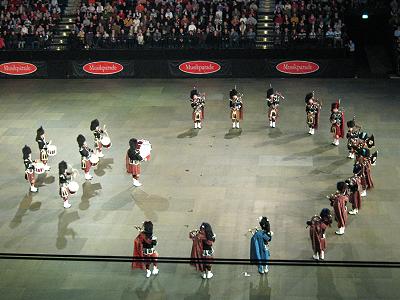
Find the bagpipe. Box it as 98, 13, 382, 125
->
306, 91, 322, 126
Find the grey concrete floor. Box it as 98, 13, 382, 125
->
0, 78, 399, 299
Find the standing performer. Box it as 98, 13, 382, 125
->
346, 164, 363, 215
356, 148, 374, 194
59, 161, 72, 209
190, 222, 216, 279
126, 138, 143, 187
90, 119, 105, 158
305, 92, 322, 135
132, 221, 159, 278
329, 100, 345, 146
35, 126, 51, 171
190, 87, 205, 129
77, 134, 95, 180
346, 119, 361, 159
230, 87, 243, 129
250, 216, 273, 274
22, 145, 38, 193
328, 182, 349, 235
306, 208, 332, 260
266, 87, 285, 128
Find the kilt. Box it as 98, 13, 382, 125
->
40, 149, 48, 163
25, 171, 35, 184
192, 107, 204, 121
127, 162, 141, 176
81, 158, 91, 173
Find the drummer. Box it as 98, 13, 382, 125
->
35, 126, 51, 171
90, 119, 108, 158
22, 145, 38, 193
77, 134, 95, 180
59, 161, 72, 208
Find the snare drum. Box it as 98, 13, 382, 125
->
89, 154, 99, 167
47, 144, 57, 156
34, 162, 45, 174
100, 136, 112, 149
138, 139, 152, 161
67, 181, 79, 194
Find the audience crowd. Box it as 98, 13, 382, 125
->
0, 0, 63, 49
68, 0, 259, 49
272, 0, 351, 48
390, 0, 400, 73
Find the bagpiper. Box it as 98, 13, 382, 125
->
230, 87, 243, 129
77, 134, 96, 180
266, 87, 285, 128
346, 164, 363, 215
190, 222, 216, 279
35, 126, 51, 171
346, 119, 361, 159
22, 145, 38, 193
355, 148, 377, 196
126, 138, 143, 187
250, 216, 273, 274
90, 119, 105, 158
329, 100, 345, 146
190, 87, 205, 129
306, 208, 332, 260
132, 221, 159, 278
328, 182, 349, 235
305, 92, 322, 135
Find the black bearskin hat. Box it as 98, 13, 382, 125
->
331, 102, 339, 111
190, 88, 199, 99
358, 132, 368, 140
58, 160, 68, 175
129, 138, 138, 149
22, 145, 31, 159
259, 216, 271, 233
320, 208, 333, 225
353, 164, 362, 175
267, 88, 274, 99
347, 120, 355, 128
77, 134, 86, 147
366, 134, 375, 148
36, 126, 45, 137
305, 92, 313, 103
229, 88, 238, 99
143, 221, 153, 238
336, 181, 347, 193
90, 119, 100, 131
201, 222, 215, 241
357, 147, 370, 158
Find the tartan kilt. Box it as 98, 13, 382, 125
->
192, 108, 204, 121
25, 171, 35, 184
127, 162, 141, 176
231, 108, 243, 120
81, 158, 91, 172
40, 149, 48, 162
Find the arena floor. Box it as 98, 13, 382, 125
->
0, 78, 399, 299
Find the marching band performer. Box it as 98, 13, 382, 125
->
328, 182, 349, 235
266, 87, 284, 128
190, 87, 205, 129
132, 221, 159, 278
190, 222, 216, 279
306, 208, 332, 260
22, 145, 38, 193
35, 126, 51, 171
230, 87, 243, 129
356, 148, 374, 195
90, 119, 105, 158
329, 100, 345, 146
76, 134, 94, 180
346, 164, 363, 215
346, 119, 360, 159
126, 138, 143, 187
59, 161, 72, 209
250, 216, 273, 274
305, 92, 321, 135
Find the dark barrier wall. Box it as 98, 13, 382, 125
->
0, 49, 355, 78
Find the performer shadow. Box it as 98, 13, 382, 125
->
132, 190, 169, 222
177, 128, 199, 139
310, 158, 350, 175
9, 193, 41, 229
79, 181, 102, 210
94, 158, 114, 177
283, 144, 333, 161
35, 174, 55, 187
101, 188, 132, 211
268, 128, 283, 139
255, 132, 306, 147
184, 280, 211, 300
316, 266, 343, 300
224, 128, 242, 139
56, 210, 80, 250
249, 275, 272, 300
127, 277, 166, 300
